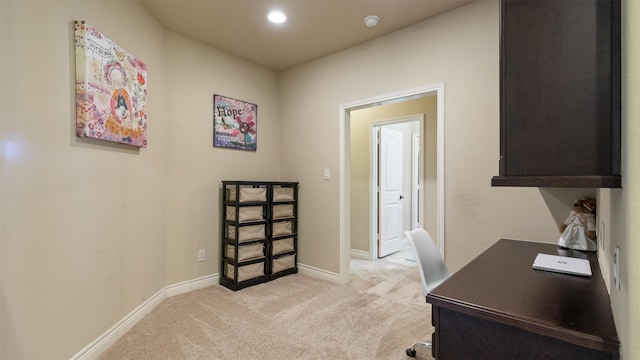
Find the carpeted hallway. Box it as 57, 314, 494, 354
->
99, 248, 434, 360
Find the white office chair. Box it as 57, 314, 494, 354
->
405, 228, 452, 358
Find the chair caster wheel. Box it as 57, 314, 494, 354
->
406, 348, 417, 357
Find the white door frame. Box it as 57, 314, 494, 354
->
412, 132, 421, 230
371, 116, 424, 259
339, 83, 445, 284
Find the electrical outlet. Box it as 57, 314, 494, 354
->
198, 249, 206, 262
613, 246, 620, 290
599, 221, 605, 250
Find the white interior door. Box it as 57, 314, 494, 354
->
379, 127, 404, 257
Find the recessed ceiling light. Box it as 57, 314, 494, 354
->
268, 11, 287, 24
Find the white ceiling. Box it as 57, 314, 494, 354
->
140, 0, 477, 72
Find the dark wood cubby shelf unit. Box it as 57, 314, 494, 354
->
220, 181, 298, 291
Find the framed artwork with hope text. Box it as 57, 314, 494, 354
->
213, 94, 257, 151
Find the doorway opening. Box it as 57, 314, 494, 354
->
339, 83, 445, 284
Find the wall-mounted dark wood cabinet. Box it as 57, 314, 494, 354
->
492, 0, 621, 188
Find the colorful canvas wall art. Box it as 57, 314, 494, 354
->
74, 21, 148, 147
214, 95, 257, 151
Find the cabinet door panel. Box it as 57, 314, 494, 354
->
496, 0, 620, 187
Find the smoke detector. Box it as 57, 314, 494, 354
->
364, 15, 379, 28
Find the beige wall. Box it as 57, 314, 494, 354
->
1, 0, 638, 358
281, 0, 568, 274
349, 97, 437, 254
0, 1, 168, 358
0, 1, 281, 358
163, 32, 281, 285
0, 2, 4, 357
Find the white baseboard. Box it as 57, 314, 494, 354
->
70, 287, 167, 360
166, 273, 219, 298
297, 263, 341, 283
350, 249, 372, 260
71, 274, 219, 360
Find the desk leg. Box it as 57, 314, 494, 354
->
431, 306, 439, 359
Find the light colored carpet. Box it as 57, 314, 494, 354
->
99, 250, 433, 360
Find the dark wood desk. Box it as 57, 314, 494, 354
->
427, 239, 619, 359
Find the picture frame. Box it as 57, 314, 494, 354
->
213, 94, 257, 151
74, 21, 148, 147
